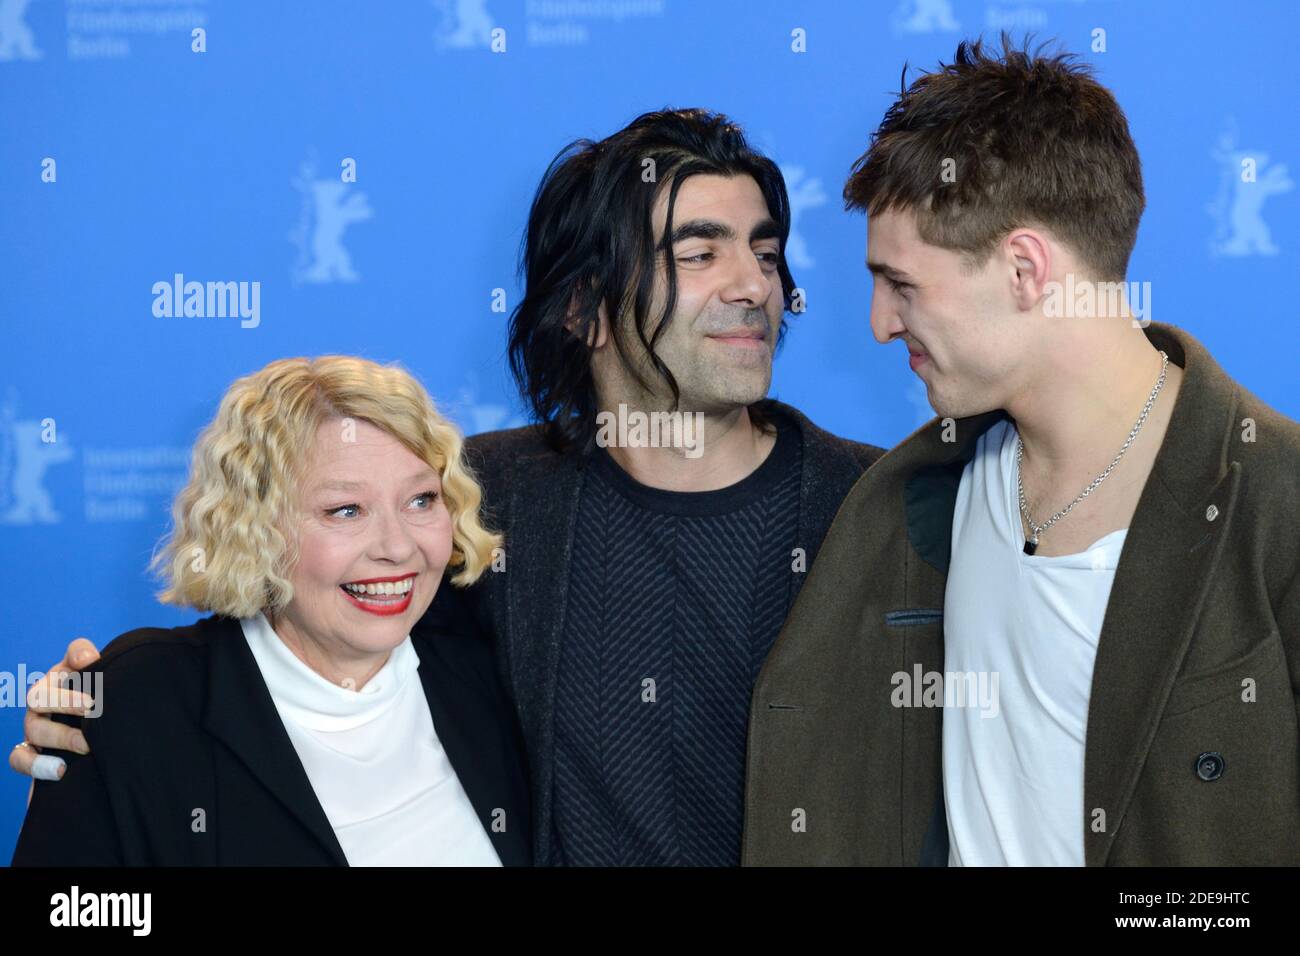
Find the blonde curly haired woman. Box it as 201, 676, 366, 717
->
12, 357, 530, 866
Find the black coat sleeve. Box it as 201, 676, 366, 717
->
10, 714, 126, 866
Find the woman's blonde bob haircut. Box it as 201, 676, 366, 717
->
151, 356, 501, 618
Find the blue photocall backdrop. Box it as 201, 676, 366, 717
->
1, 0, 1296, 860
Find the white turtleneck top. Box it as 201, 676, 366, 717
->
239, 612, 501, 867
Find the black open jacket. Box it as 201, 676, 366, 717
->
12, 614, 531, 866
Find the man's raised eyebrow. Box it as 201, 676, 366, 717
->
866, 260, 916, 282
666, 219, 735, 246
665, 218, 782, 248
749, 218, 781, 244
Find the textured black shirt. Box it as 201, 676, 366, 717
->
552, 413, 803, 866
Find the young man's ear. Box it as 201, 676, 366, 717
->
564, 295, 609, 350
1005, 228, 1052, 311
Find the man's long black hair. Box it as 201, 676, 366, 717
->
506, 108, 798, 453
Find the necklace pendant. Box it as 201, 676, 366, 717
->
1023, 536, 1038, 556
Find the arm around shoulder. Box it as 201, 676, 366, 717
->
11, 713, 125, 866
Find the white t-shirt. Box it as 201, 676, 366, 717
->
240, 613, 501, 867
942, 419, 1127, 866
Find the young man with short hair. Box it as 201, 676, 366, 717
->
743, 37, 1300, 866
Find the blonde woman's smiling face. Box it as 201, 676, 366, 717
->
272, 417, 453, 686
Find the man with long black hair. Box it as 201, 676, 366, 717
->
16, 108, 884, 866
454, 109, 884, 865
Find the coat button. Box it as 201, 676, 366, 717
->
1195, 751, 1225, 781
1205, 504, 1219, 521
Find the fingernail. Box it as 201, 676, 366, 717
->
73, 733, 90, 754
76, 651, 95, 666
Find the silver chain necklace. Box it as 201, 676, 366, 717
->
1017, 350, 1168, 556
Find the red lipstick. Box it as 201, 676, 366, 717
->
339, 572, 417, 617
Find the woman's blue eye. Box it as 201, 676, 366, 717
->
326, 491, 438, 518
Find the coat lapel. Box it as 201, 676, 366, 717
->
899, 411, 1004, 862
412, 638, 531, 866
773, 399, 880, 601
503, 444, 584, 863
1083, 324, 1241, 864
201, 618, 349, 865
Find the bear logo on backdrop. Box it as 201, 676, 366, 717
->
290, 155, 374, 285
0, 396, 72, 526
892, 0, 961, 34
434, 0, 494, 50
0, 0, 42, 61
1208, 119, 1294, 258
779, 164, 828, 271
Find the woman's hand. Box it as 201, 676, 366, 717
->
8, 638, 100, 781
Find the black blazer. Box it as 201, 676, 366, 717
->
11, 614, 532, 866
